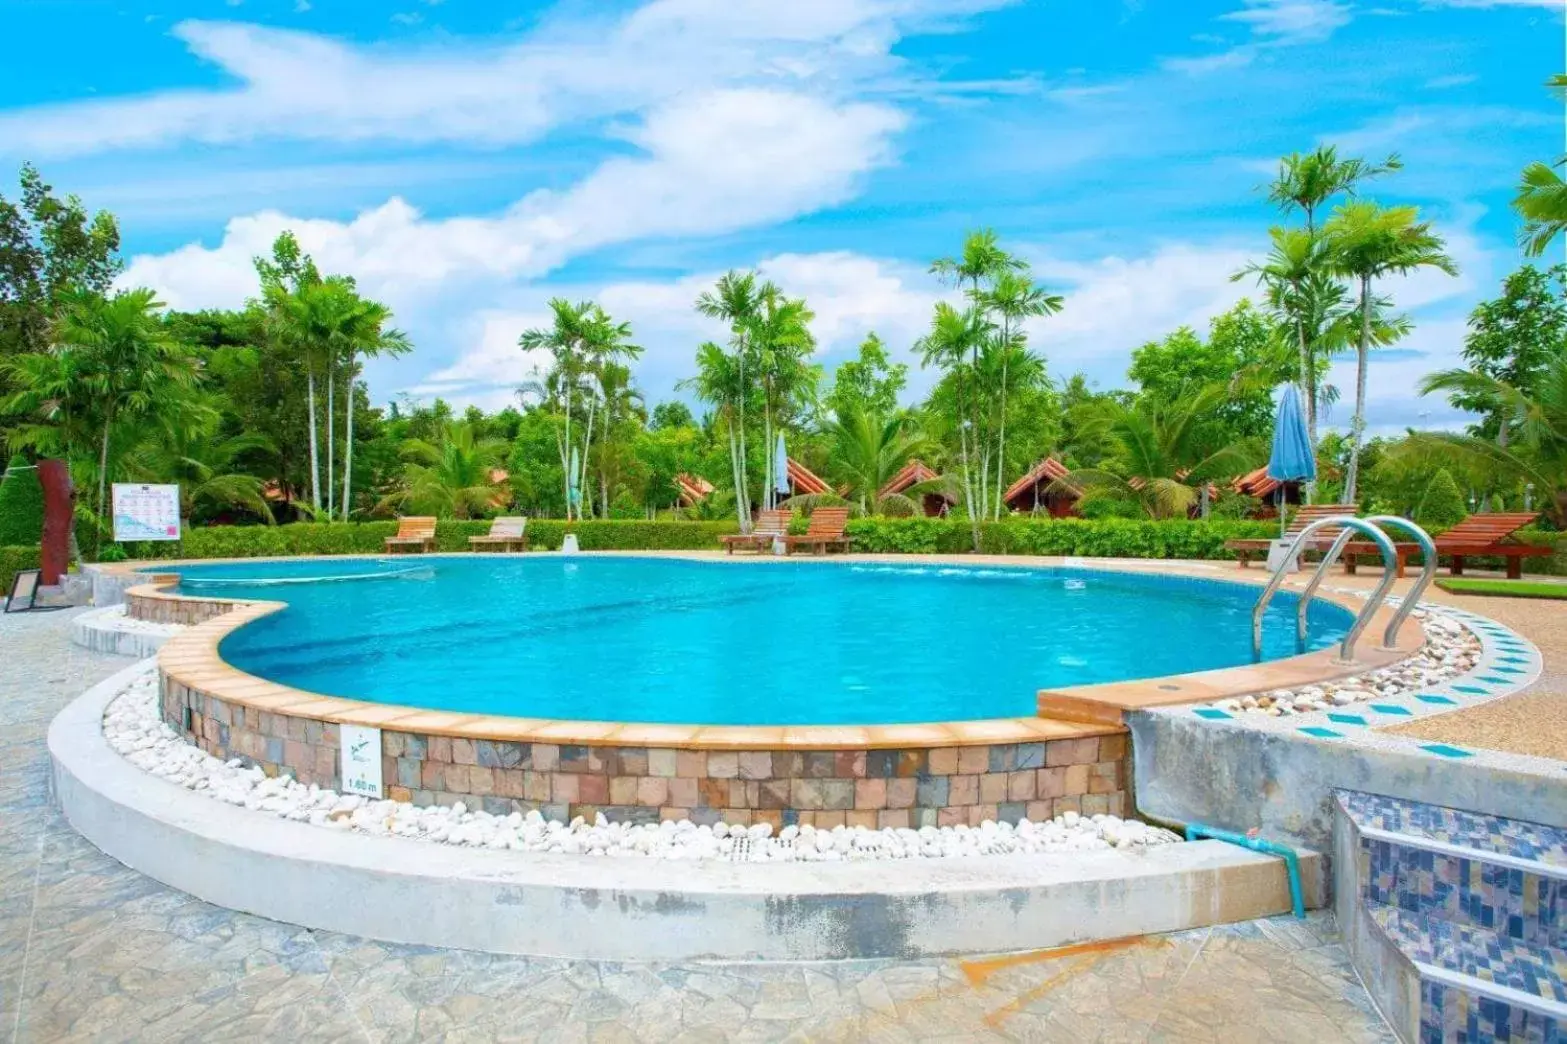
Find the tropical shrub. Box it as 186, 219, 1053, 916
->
0, 545, 41, 594
0, 456, 45, 546
1414, 469, 1467, 528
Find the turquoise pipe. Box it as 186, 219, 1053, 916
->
1184, 823, 1306, 919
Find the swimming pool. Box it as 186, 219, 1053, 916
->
156, 556, 1353, 726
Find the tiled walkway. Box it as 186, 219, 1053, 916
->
1, 608, 1393, 1042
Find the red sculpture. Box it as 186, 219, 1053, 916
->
37, 459, 73, 586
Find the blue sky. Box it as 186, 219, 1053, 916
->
0, 0, 1561, 433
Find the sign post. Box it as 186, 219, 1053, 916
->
111, 484, 181, 542
340, 725, 384, 799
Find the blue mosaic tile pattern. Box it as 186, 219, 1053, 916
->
1374, 905, 1567, 1005
1362, 838, 1564, 948
1370, 704, 1413, 716
1342, 792, 1567, 869
1423, 744, 1475, 759
1298, 726, 1342, 738
1422, 978, 1564, 1043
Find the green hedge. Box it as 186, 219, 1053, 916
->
100, 516, 1567, 575
845, 517, 1279, 558
119, 519, 741, 560
0, 545, 40, 595
0, 457, 44, 546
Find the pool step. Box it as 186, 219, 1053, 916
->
1333, 791, 1566, 1043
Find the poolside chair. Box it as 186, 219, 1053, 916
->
783, 507, 852, 556
1341, 512, 1552, 580
1224, 504, 1358, 568
718, 509, 791, 555
385, 516, 437, 554
469, 516, 529, 553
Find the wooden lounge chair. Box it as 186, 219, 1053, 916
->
469, 516, 528, 553
718, 509, 791, 555
783, 507, 852, 556
384, 516, 437, 554
1341, 512, 1552, 580
1224, 504, 1358, 568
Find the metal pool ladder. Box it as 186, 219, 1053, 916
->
1250, 515, 1437, 665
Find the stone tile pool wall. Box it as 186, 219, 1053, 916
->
158, 675, 1129, 828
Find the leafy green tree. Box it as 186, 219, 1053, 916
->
1128, 300, 1289, 445
1414, 468, 1467, 528
0, 164, 122, 363
650, 400, 696, 430
824, 332, 906, 419
0, 454, 43, 545
1323, 201, 1457, 501
1448, 265, 1567, 446
505, 408, 567, 516
634, 423, 705, 512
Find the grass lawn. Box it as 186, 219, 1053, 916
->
1435, 578, 1567, 600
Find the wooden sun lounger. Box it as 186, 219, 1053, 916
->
1224, 504, 1357, 568
469, 516, 528, 552
1340, 512, 1552, 580
718, 509, 791, 554
384, 516, 437, 554
783, 507, 852, 556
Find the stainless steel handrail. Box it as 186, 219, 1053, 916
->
1365, 516, 1438, 648
1251, 516, 1398, 664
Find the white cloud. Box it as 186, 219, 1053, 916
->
121, 88, 905, 309
0, 0, 1003, 159
1164, 0, 1352, 75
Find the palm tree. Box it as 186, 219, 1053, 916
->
1054, 385, 1261, 520
1268, 146, 1402, 234
795, 406, 926, 516
1516, 74, 1567, 257
9, 289, 202, 538
1416, 346, 1567, 525
593, 361, 645, 515
382, 421, 509, 519
694, 272, 763, 530
915, 302, 993, 544
750, 285, 817, 510
682, 340, 749, 522
519, 300, 637, 520
1322, 201, 1458, 501
930, 229, 1026, 299
123, 405, 277, 525
1516, 161, 1567, 258
336, 297, 410, 521
1234, 228, 1332, 448
979, 271, 1061, 518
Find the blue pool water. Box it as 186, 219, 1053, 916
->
160, 557, 1353, 726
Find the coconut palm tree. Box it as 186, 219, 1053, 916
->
335, 297, 410, 520
1322, 201, 1458, 501
382, 421, 509, 519
1053, 385, 1262, 520
682, 340, 750, 522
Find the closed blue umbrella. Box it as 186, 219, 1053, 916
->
773, 432, 790, 502
1267, 384, 1317, 536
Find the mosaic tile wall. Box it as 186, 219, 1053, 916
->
1362, 837, 1564, 950
160, 677, 1130, 827
1420, 977, 1562, 1043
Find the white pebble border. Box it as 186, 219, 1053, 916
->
103, 667, 1181, 863
1209, 602, 1480, 717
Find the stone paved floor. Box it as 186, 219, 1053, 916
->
1, 608, 1393, 1043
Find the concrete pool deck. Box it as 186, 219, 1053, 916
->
2, 608, 1395, 1040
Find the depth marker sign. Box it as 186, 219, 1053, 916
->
340, 725, 384, 799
